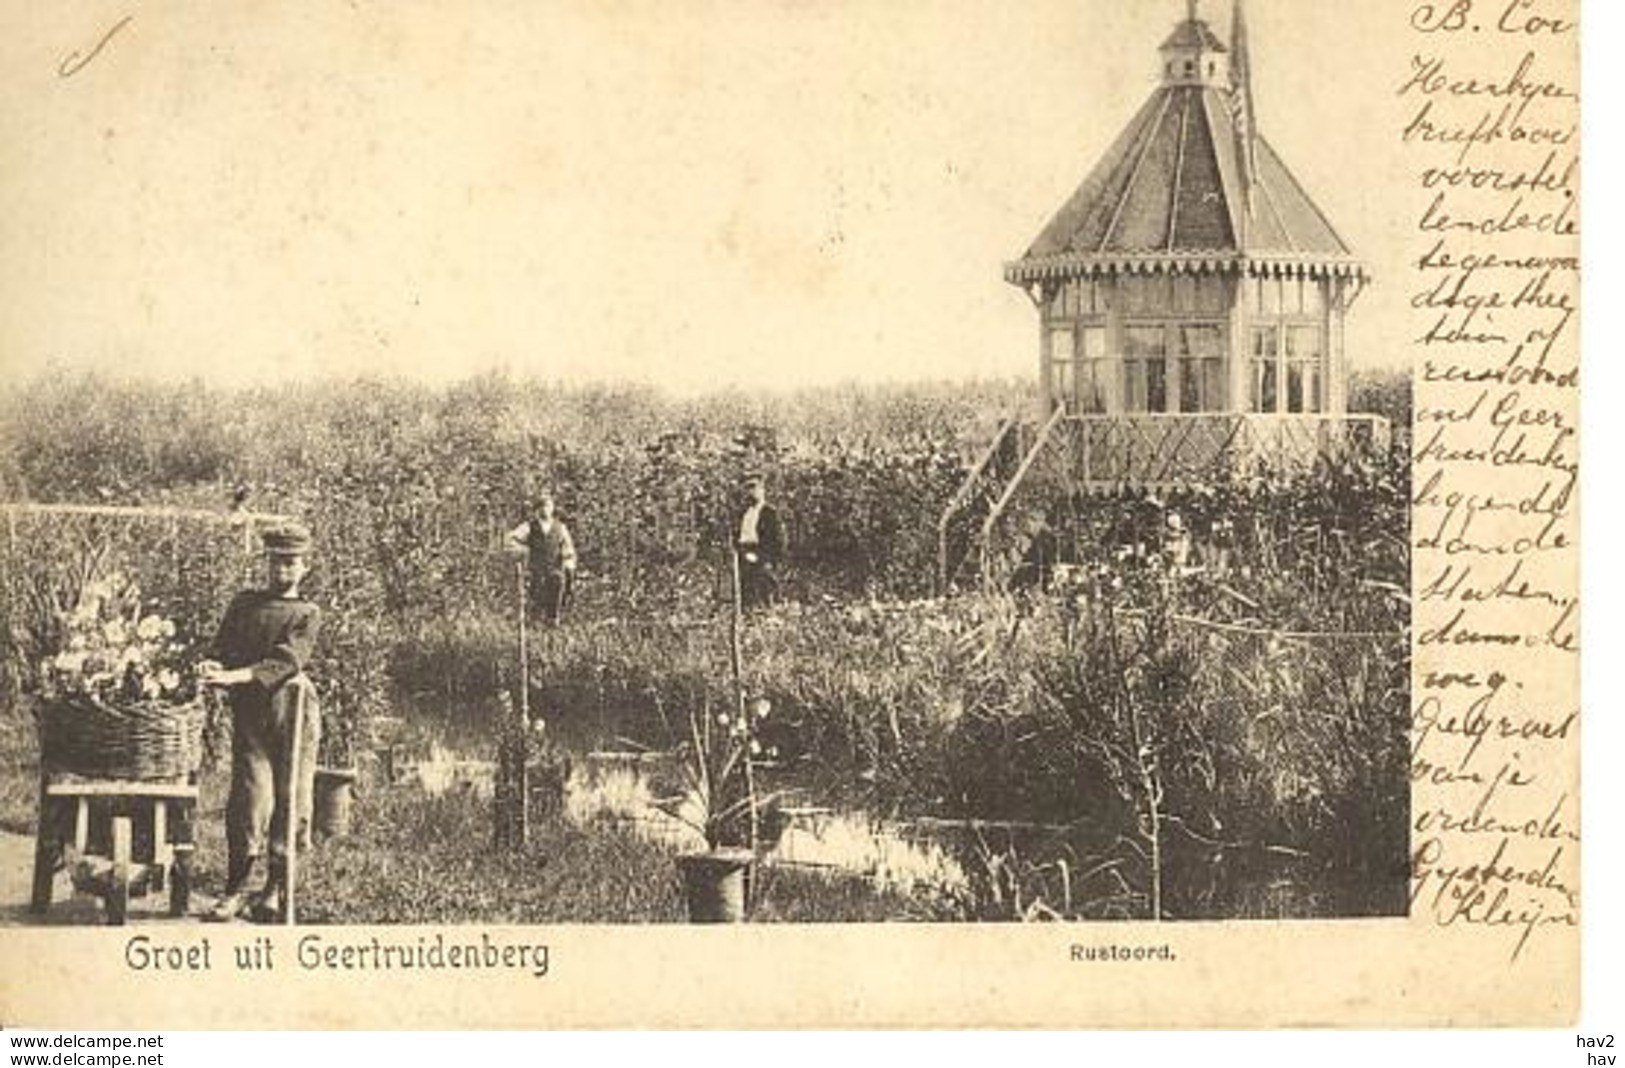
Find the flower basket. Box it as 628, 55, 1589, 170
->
38, 697, 207, 783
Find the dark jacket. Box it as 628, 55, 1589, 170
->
736, 503, 786, 563
212, 591, 321, 693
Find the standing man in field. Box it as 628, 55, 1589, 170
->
734, 475, 786, 611
507, 492, 578, 626
198, 522, 321, 923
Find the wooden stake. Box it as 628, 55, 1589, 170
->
496, 559, 531, 851
728, 550, 759, 862
284, 687, 303, 927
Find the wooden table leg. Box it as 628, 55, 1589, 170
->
73, 798, 89, 854
169, 799, 195, 918
107, 816, 131, 926
151, 799, 168, 894
30, 789, 57, 915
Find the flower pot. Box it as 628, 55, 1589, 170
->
675, 849, 753, 923
312, 766, 358, 841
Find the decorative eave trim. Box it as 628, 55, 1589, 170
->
1003, 252, 1368, 286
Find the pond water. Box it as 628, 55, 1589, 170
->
392, 703, 970, 896
391, 707, 1391, 921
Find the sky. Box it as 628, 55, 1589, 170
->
0, 0, 1410, 392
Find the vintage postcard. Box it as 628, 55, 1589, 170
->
0, 0, 1580, 1028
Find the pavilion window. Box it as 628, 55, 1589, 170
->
1172, 276, 1199, 315
1176, 324, 1225, 413
1195, 274, 1226, 314
1122, 276, 1171, 316
1047, 325, 1077, 411
1258, 276, 1282, 317
1076, 325, 1113, 413
1047, 285, 1067, 319
1284, 277, 1305, 315
1301, 278, 1326, 315
1251, 325, 1280, 413
1074, 277, 1103, 316
1285, 325, 1324, 414
1124, 325, 1168, 413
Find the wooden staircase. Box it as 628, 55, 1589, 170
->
937, 411, 1392, 593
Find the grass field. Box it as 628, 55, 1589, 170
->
0, 370, 1411, 923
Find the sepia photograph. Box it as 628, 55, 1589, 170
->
0, 0, 1409, 932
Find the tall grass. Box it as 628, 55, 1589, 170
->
0, 368, 1410, 921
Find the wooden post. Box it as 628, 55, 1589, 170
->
284, 689, 302, 927
496, 559, 531, 851
516, 561, 530, 847
73, 797, 90, 854
170, 799, 195, 918
151, 800, 168, 892
728, 550, 759, 862
107, 816, 132, 926
30, 766, 56, 914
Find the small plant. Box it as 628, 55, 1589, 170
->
661, 695, 780, 852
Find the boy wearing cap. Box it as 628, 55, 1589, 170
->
198, 522, 321, 922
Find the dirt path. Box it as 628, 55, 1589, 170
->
0, 829, 202, 927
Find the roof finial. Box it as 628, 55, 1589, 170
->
1186, 0, 1199, 22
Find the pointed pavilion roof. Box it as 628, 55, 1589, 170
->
1006, 19, 1362, 285
1161, 18, 1227, 52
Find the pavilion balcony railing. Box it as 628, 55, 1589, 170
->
1067, 412, 1392, 488
937, 411, 1393, 591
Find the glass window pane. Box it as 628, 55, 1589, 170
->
1077, 363, 1098, 413
1289, 325, 1323, 361
1049, 327, 1074, 408
1302, 279, 1325, 315
1124, 326, 1165, 359
1076, 327, 1114, 415
1175, 328, 1220, 413
1180, 360, 1210, 413
1145, 359, 1167, 413
1124, 276, 1172, 315
1182, 358, 1223, 413
1252, 326, 1278, 360
1173, 276, 1196, 314
1054, 360, 1076, 408
1177, 324, 1224, 360
1100, 360, 1122, 411
1253, 358, 1278, 413
1120, 278, 1141, 315
1124, 326, 1167, 413
1049, 327, 1074, 360
1079, 362, 1114, 414
1251, 327, 1279, 413
1287, 361, 1305, 413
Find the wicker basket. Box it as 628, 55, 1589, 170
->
38, 697, 207, 782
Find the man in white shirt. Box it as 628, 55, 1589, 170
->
734, 476, 785, 610
506, 493, 578, 625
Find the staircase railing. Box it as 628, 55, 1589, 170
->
977, 405, 1068, 590
935, 415, 1019, 596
